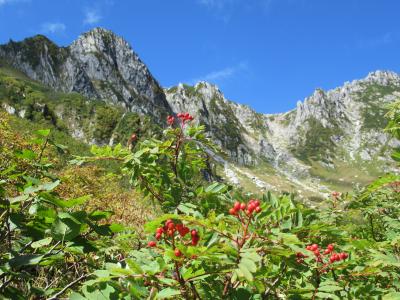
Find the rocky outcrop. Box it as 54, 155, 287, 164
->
0, 28, 172, 119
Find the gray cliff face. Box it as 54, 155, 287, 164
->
165, 71, 400, 177
165, 82, 273, 165
0, 28, 171, 119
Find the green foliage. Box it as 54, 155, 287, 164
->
0, 127, 132, 299
0, 67, 160, 146
1, 96, 400, 298
293, 117, 343, 164
70, 110, 400, 299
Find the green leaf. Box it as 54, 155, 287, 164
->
35, 129, 51, 137
383, 292, 400, 300
156, 288, 181, 299
51, 213, 82, 241
240, 258, 257, 273
89, 210, 113, 221
238, 262, 253, 281
31, 237, 53, 249
205, 182, 227, 194
318, 285, 342, 292
9, 254, 44, 268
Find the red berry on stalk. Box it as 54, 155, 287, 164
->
155, 233, 162, 240
324, 249, 331, 255
167, 222, 175, 230
310, 244, 318, 251
327, 244, 334, 250
229, 208, 237, 215
174, 249, 182, 257
240, 203, 246, 210
234, 201, 241, 211
191, 230, 198, 237
167, 229, 175, 236
254, 200, 260, 207
191, 237, 199, 246
247, 203, 255, 211
313, 250, 320, 256
306, 245, 312, 251
156, 227, 164, 234
148, 241, 156, 247
339, 252, 348, 260
255, 206, 262, 213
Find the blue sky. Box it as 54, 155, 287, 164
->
0, 0, 399, 113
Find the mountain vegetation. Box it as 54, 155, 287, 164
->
0, 29, 400, 299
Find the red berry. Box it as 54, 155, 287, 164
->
240, 203, 246, 210
155, 233, 162, 240
254, 200, 260, 207
167, 222, 175, 230
229, 208, 237, 215
339, 252, 348, 260
191, 237, 199, 246
306, 245, 312, 251
167, 229, 175, 236
313, 250, 320, 256
174, 248, 182, 257
234, 201, 241, 211
310, 244, 318, 251
327, 244, 334, 250
148, 241, 156, 247
323, 249, 331, 255
255, 206, 261, 213
156, 227, 164, 234
191, 230, 198, 237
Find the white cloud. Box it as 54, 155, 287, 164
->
188, 61, 248, 85
40, 22, 66, 34
83, 8, 102, 25
0, 0, 29, 6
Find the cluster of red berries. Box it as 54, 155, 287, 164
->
167, 115, 175, 126
167, 113, 194, 126
147, 219, 200, 256
297, 243, 348, 264
177, 112, 194, 123
229, 199, 262, 216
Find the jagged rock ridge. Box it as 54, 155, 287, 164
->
0, 28, 171, 118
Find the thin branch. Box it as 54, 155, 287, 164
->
47, 274, 88, 300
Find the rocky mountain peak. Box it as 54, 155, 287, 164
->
364, 70, 400, 85
0, 28, 172, 119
